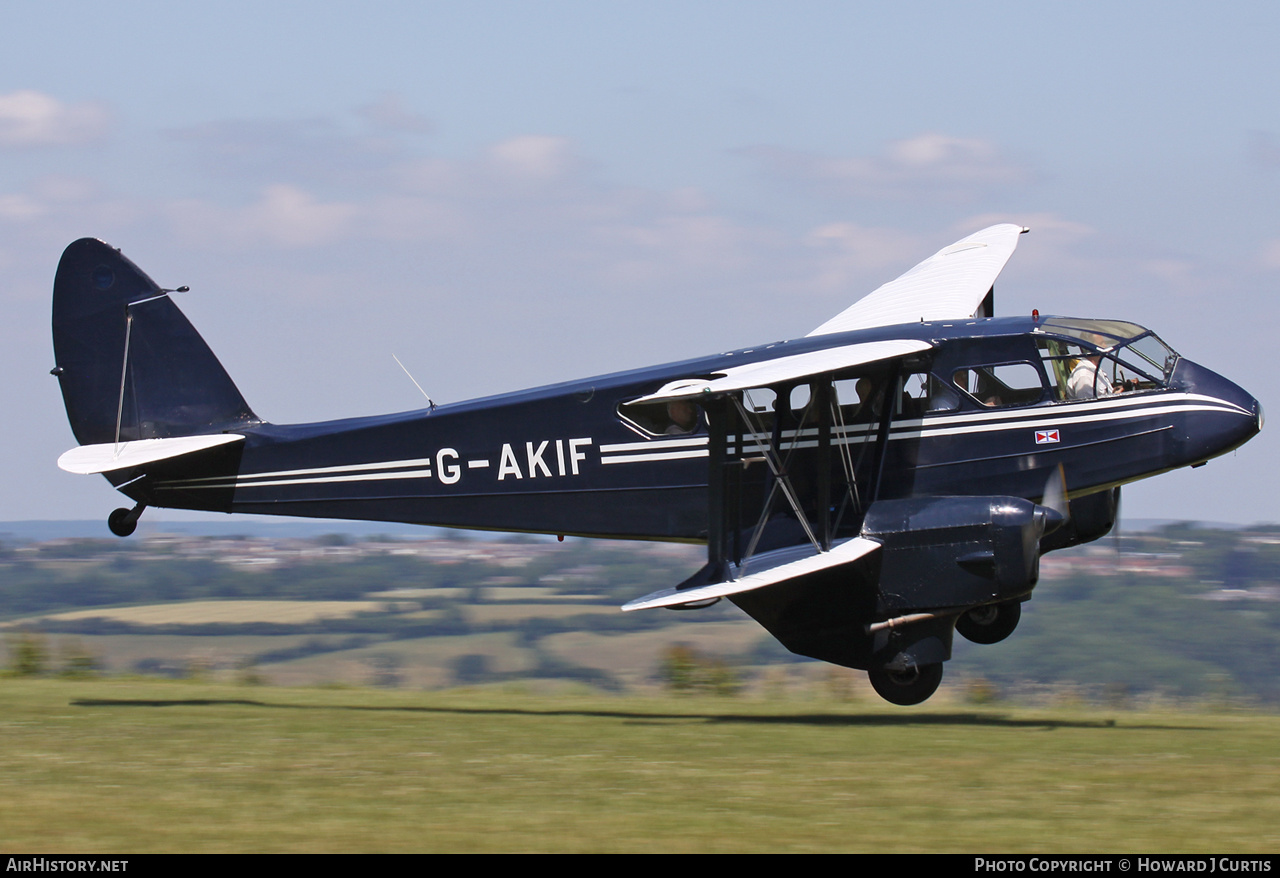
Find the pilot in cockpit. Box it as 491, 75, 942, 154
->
1067, 348, 1139, 399
1067, 352, 1115, 399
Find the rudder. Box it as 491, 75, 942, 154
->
52, 239, 260, 446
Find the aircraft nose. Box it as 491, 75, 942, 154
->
1170, 358, 1261, 461
1244, 395, 1263, 445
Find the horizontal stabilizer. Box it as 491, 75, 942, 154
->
58, 434, 245, 475
621, 537, 881, 611
630, 340, 932, 404
808, 224, 1028, 336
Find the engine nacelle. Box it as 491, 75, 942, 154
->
1039, 487, 1119, 554
861, 495, 1056, 614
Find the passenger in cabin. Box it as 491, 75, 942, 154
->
853, 377, 885, 421
665, 400, 700, 435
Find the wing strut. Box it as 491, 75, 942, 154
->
827, 385, 866, 535
814, 379, 833, 552
113, 309, 134, 454
631, 346, 912, 610
702, 368, 892, 590
868, 361, 903, 504
731, 393, 822, 566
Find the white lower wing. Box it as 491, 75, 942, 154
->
629, 339, 931, 404
622, 537, 882, 611
808, 224, 1028, 336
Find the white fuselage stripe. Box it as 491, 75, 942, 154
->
599, 437, 708, 453
172, 456, 437, 485
601, 450, 710, 464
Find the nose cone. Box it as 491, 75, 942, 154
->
1170, 358, 1261, 463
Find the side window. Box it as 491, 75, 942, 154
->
901, 372, 960, 416
1109, 350, 1165, 392
714, 386, 777, 435
618, 400, 704, 437
1125, 334, 1178, 382
953, 362, 1046, 408
789, 384, 811, 416
833, 376, 887, 423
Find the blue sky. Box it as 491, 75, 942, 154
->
3, 1, 1277, 524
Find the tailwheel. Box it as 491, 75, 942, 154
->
868, 662, 943, 705
107, 504, 145, 538
955, 600, 1021, 645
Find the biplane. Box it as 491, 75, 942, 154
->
51, 224, 1261, 704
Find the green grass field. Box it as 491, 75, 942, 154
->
2, 678, 1277, 853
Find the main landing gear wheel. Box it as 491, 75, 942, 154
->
868, 662, 944, 706
955, 600, 1021, 645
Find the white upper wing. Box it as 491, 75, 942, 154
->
807, 224, 1028, 337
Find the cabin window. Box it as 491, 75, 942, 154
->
617, 399, 705, 437
729, 386, 780, 434
952, 362, 1046, 408
789, 384, 812, 415
833, 377, 886, 423
1094, 352, 1162, 394
1123, 333, 1178, 383
900, 372, 960, 416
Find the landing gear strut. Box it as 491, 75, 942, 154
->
107, 503, 146, 537
955, 600, 1022, 645
868, 662, 944, 705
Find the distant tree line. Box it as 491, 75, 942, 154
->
4, 527, 1280, 703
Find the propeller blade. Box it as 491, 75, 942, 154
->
1111, 486, 1122, 553
1042, 463, 1070, 523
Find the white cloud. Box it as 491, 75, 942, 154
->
0, 193, 46, 221
1138, 258, 1199, 287
594, 213, 778, 286
487, 135, 577, 181
803, 223, 925, 293
168, 115, 407, 188
168, 184, 359, 248
253, 184, 359, 247
0, 90, 108, 147
959, 213, 1092, 239
354, 93, 433, 135
1259, 239, 1280, 270
746, 133, 1030, 201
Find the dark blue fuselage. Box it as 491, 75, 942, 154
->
126, 315, 1260, 544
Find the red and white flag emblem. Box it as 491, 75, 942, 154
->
1035, 430, 1060, 444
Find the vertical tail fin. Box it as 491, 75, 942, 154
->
52, 239, 260, 446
